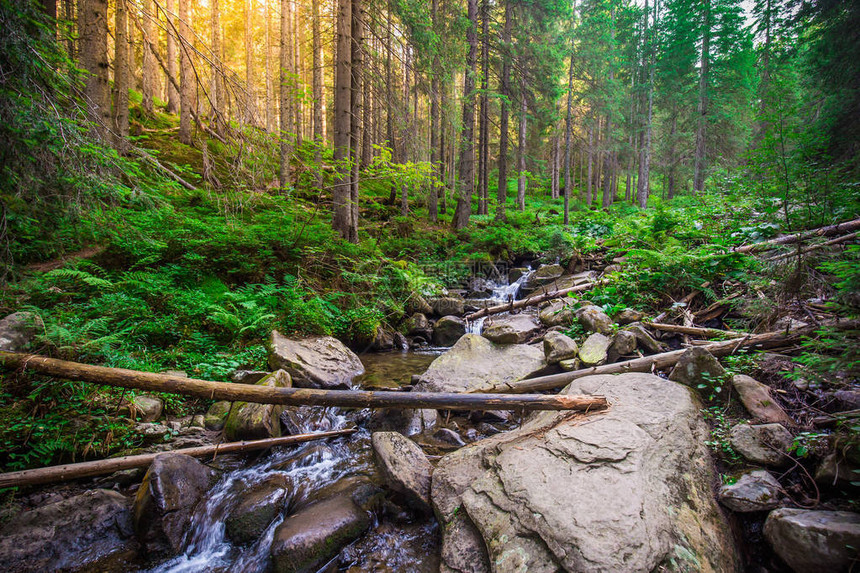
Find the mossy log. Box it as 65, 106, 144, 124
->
733, 218, 860, 254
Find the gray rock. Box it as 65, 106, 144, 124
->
369, 325, 395, 351
190, 414, 205, 428
0, 311, 40, 352
764, 509, 860, 573
624, 322, 664, 354
718, 470, 783, 512
607, 330, 637, 362
393, 332, 409, 350
729, 423, 793, 467
269, 493, 371, 573
732, 374, 794, 425
226, 474, 291, 545
614, 308, 646, 325
406, 294, 433, 316
575, 304, 614, 334
831, 390, 860, 412
0, 490, 137, 573
133, 453, 217, 557
669, 347, 729, 400
538, 299, 577, 327
224, 370, 291, 441
521, 264, 565, 294
231, 370, 269, 384
431, 373, 739, 573
403, 312, 432, 338
481, 314, 541, 344
773, 316, 808, 331
268, 331, 364, 389
815, 453, 860, 488
578, 332, 611, 367
430, 296, 465, 317
121, 394, 163, 423
432, 316, 467, 347
204, 400, 232, 431
135, 422, 172, 443
372, 432, 434, 513
508, 267, 528, 283
559, 357, 580, 371
417, 334, 546, 393
543, 331, 578, 364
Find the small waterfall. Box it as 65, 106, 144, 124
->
466, 267, 534, 335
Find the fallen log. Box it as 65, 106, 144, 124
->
0, 429, 356, 489
766, 231, 859, 262
649, 322, 744, 339
475, 320, 860, 394
465, 281, 598, 321
733, 218, 860, 254
0, 352, 608, 412
652, 288, 704, 323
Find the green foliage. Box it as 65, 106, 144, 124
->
702, 406, 742, 464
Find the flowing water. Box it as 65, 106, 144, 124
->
465, 267, 534, 335
146, 350, 444, 573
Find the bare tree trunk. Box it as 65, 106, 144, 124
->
586, 123, 593, 205
112, 0, 130, 147
477, 0, 490, 216
440, 78, 448, 215
312, 0, 323, 143
280, 0, 294, 189
693, 0, 710, 194
349, 0, 363, 241
141, 0, 158, 113
79, 0, 110, 137
332, 0, 353, 238
64, 0, 75, 59
637, 0, 656, 209
667, 106, 677, 199
495, 0, 512, 223
177, 0, 193, 144
428, 0, 440, 222
243, 0, 256, 126
563, 54, 574, 224
516, 80, 527, 211
601, 118, 613, 208
211, 0, 227, 134
165, 0, 179, 114
452, 0, 478, 230
265, 0, 276, 132
293, 3, 303, 146
400, 46, 410, 216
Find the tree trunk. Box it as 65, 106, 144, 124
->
495, 0, 512, 223
244, 0, 256, 125
601, 119, 613, 208
312, 0, 323, 143
693, 0, 710, 194
332, 0, 353, 238
280, 0, 294, 189
477, 0, 490, 216
428, 0, 440, 222
586, 123, 593, 205
264, 0, 276, 132
349, 0, 363, 242
637, 0, 656, 209
563, 54, 574, 224
165, 0, 179, 114
516, 80, 527, 211
177, 0, 192, 145
141, 0, 158, 113
112, 0, 130, 147
79, 0, 110, 137
452, 0, 479, 230
211, 0, 227, 134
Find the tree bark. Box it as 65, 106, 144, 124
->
693, 0, 710, 194
264, 0, 276, 132
428, 0, 440, 222
0, 430, 357, 489
0, 352, 609, 413
477, 0, 490, 216
332, 0, 353, 238
244, 0, 256, 126
312, 0, 323, 143
280, 0, 295, 189
349, 0, 364, 242
211, 0, 227, 134
516, 79, 527, 211
586, 123, 593, 205
495, 0, 513, 223
452, 0, 479, 230
165, 0, 179, 114
563, 54, 574, 224
112, 0, 130, 147
79, 0, 110, 136
177, 0, 193, 145
141, 0, 159, 113
733, 218, 860, 253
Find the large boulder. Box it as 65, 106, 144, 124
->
432, 316, 467, 347
538, 299, 576, 327
543, 331, 579, 364
132, 453, 218, 557
0, 311, 40, 352
224, 370, 292, 441
669, 347, 729, 400
607, 330, 638, 363
403, 312, 433, 339
624, 323, 663, 354
204, 400, 232, 431
268, 331, 364, 389
225, 474, 292, 545
372, 432, 434, 513
764, 509, 860, 573
417, 334, 546, 393
430, 296, 466, 317
729, 423, 793, 467
578, 332, 611, 367
269, 492, 371, 573
614, 308, 646, 325
0, 490, 137, 573
717, 470, 783, 512
431, 373, 739, 573
575, 304, 614, 335
482, 314, 541, 344
732, 374, 794, 425
120, 394, 163, 423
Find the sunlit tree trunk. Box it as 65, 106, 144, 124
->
79, 0, 110, 137
564, 53, 574, 223
516, 77, 527, 211
453, 0, 478, 230
265, 0, 276, 132
165, 0, 179, 114
280, 0, 295, 188
113, 0, 130, 147
477, 0, 490, 215
333, 0, 353, 238
141, 0, 158, 112
693, 0, 710, 194
211, 0, 226, 134
495, 0, 512, 223
178, 0, 192, 145
349, 0, 363, 241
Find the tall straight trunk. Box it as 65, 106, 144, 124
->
361, 15, 372, 168
637, 0, 656, 209
177, 0, 192, 144
349, 0, 363, 241
477, 0, 490, 216
294, 4, 303, 146
312, 0, 323, 142
165, 0, 179, 113
440, 79, 448, 215
551, 136, 559, 200
667, 107, 677, 199
563, 55, 574, 224
244, 0, 256, 125
265, 0, 276, 132
428, 0, 440, 222
64, 0, 75, 58
141, 0, 158, 112
112, 0, 129, 147
400, 46, 410, 216
332, 0, 353, 238
79, 0, 110, 136
516, 83, 527, 211
211, 0, 227, 133
586, 123, 593, 205
495, 0, 512, 223
601, 118, 613, 208
452, 0, 478, 230
693, 0, 710, 194
280, 0, 295, 189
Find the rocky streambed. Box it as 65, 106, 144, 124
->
1, 264, 859, 572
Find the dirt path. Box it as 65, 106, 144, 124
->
27, 245, 105, 273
